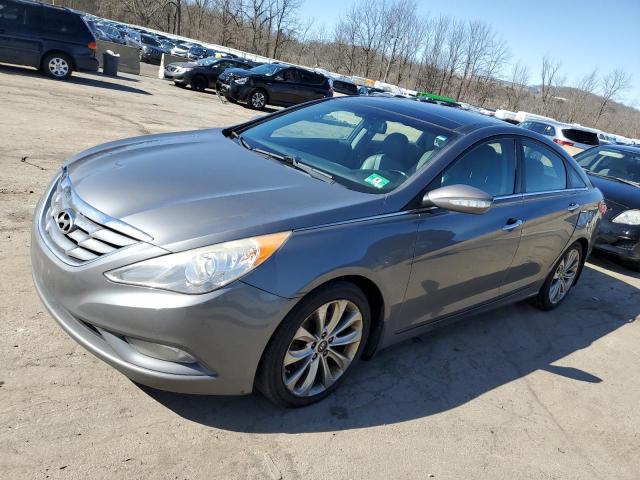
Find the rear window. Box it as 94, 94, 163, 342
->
299, 70, 326, 86
562, 129, 599, 146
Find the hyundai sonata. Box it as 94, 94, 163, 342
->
32, 97, 604, 407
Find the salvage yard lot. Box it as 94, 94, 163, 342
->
1, 65, 639, 480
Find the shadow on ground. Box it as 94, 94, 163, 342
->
144, 258, 638, 433
0, 64, 151, 95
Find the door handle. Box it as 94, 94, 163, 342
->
503, 219, 523, 232
567, 202, 580, 212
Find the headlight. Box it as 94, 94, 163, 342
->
612, 209, 640, 225
234, 77, 248, 85
105, 232, 290, 294
174, 66, 187, 74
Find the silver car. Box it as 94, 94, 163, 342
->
32, 97, 604, 407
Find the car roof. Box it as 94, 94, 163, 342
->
333, 96, 505, 131
591, 144, 640, 153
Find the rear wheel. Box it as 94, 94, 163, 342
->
43, 53, 72, 80
247, 89, 267, 110
533, 243, 583, 310
190, 75, 207, 91
257, 282, 370, 407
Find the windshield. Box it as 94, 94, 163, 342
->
575, 147, 640, 183
249, 64, 284, 76
238, 100, 454, 193
141, 35, 160, 46
197, 57, 220, 66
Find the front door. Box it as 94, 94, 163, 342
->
398, 137, 524, 331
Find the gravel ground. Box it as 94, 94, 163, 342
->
1, 63, 639, 480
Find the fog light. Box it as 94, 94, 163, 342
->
125, 337, 196, 363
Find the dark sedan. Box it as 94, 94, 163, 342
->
217, 63, 333, 109
32, 97, 603, 407
139, 34, 169, 65
164, 57, 257, 91
574, 145, 640, 269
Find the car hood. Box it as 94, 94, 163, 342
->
166, 61, 196, 69
587, 174, 640, 210
64, 129, 383, 252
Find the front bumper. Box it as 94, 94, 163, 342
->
31, 198, 295, 395
227, 82, 252, 102
594, 218, 640, 262
163, 70, 186, 83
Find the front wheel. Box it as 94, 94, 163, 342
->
533, 243, 583, 310
257, 282, 370, 407
247, 89, 267, 110
190, 75, 207, 91
43, 53, 72, 80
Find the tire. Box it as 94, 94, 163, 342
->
42, 53, 73, 80
533, 242, 583, 310
190, 75, 207, 92
247, 88, 267, 110
256, 281, 371, 408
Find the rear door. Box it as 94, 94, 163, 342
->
298, 69, 327, 101
398, 137, 524, 331
270, 68, 300, 104
502, 138, 580, 293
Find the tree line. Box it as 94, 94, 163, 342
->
49, 0, 639, 138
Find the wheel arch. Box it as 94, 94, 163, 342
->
41, 50, 76, 70
572, 237, 590, 285
255, 272, 387, 386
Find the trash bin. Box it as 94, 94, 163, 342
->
103, 50, 120, 77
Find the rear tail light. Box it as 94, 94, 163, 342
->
553, 139, 574, 147
88, 40, 97, 53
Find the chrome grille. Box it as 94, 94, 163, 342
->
41, 170, 152, 265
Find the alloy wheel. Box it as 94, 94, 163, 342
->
48, 57, 69, 77
282, 299, 363, 397
251, 91, 265, 109
549, 248, 580, 304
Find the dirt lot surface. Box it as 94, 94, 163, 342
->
1, 64, 639, 480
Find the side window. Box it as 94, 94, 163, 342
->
522, 140, 567, 192
279, 69, 299, 83
38, 11, 87, 37
567, 166, 587, 188
542, 125, 556, 136
436, 138, 516, 197
0, 1, 25, 31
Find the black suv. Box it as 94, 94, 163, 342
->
164, 57, 256, 91
0, 0, 98, 79
217, 63, 332, 109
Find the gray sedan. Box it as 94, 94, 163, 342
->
31, 97, 604, 407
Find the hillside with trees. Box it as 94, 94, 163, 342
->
48, 0, 639, 138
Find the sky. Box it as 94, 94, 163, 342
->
299, 0, 640, 108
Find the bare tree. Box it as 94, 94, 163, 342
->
594, 69, 632, 126
540, 55, 562, 114
505, 61, 530, 110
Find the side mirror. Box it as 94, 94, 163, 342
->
422, 184, 493, 214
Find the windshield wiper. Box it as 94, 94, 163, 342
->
252, 148, 334, 183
